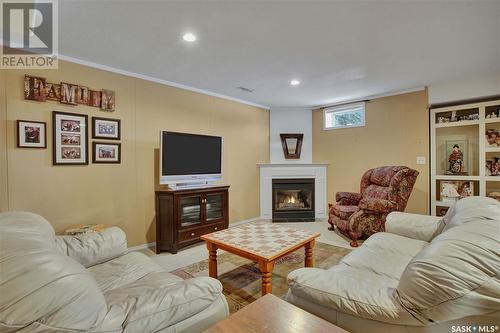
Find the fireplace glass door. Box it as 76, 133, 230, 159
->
274, 189, 312, 211
272, 178, 315, 221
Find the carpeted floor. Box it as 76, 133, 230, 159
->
170, 242, 351, 313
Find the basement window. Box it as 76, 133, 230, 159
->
323, 102, 365, 130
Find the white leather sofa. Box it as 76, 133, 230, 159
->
285, 196, 500, 333
0, 212, 229, 332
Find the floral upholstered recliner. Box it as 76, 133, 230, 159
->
328, 166, 419, 247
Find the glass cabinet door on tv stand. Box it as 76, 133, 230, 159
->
179, 195, 203, 227
206, 193, 224, 222
155, 185, 230, 254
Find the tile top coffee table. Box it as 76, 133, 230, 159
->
200, 222, 320, 295
203, 294, 349, 333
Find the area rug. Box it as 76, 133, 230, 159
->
170, 242, 351, 313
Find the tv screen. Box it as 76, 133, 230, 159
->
161, 132, 222, 178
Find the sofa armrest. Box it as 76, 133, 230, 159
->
55, 227, 128, 268
336, 192, 362, 206
358, 198, 395, 213
385, 212, 443, 242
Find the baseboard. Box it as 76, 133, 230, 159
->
128, 242, 156, 252
128, 216, 262, 252
228, 216, 262, 226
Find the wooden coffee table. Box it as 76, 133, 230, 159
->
200, 222, 320, 295
203, 294, 349, 333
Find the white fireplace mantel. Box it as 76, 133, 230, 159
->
257, 163, 329, 219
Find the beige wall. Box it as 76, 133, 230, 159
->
0, 61, 269, 246
0, 71, 7, 212
312, 90, 429, 214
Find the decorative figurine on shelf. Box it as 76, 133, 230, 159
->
486, 129, 500, 147
441, 182, 461, 202
450, 111, 457, 122
437, 206, 449, 217
447, 144, 465, 175
488, 191, 500, 202
458, 183, 472, 198
486, 160, 492, 176
490, 157, 500, 176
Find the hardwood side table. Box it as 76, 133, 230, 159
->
200, 222, 320, 295
203, 294, 349, 333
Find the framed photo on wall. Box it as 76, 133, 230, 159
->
93, 142, 121, 164
53, 111, 88, 165
17, 120, 47, 148
92, 116, 120, 140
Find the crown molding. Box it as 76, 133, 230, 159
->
313, 86, 426, 110
57, 54, 270, 110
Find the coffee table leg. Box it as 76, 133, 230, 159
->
305, 239, 315, 267
207, 242, 218, 278
259, 261, 275, 296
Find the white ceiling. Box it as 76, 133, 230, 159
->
59, 0, 500, 108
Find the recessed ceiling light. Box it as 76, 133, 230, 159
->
182, 32, 197, 42
290, 79, 300, 86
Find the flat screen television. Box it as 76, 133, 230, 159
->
160, 131, 222, 185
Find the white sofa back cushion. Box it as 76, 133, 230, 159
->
397, 197, 500, 323
0, 212, 108, 332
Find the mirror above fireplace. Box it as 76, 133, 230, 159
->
280, 133, 304, 159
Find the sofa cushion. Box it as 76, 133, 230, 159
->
286, 232, 428, 325
331, 205, 359, 221
88, 251, 168, 292
0, 212, 107, 332
363, 185, 389, 199
98, 274, 225, 333
368, 166, 402, 187
441, 195, 500, 233
335, 232, 428, 284
287, 267, 421, 326
397, 197, 500, 323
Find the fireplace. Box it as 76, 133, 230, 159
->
272, 178, 315, 222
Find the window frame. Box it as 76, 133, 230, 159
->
322, 102, 366, 130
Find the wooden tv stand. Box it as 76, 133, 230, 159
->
155, 185, 229, 254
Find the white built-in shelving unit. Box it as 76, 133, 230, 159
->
430, 98, 500, 216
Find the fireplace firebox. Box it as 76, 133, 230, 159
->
272, 178, 315, 222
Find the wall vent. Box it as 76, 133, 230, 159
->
237, 86, 254, 93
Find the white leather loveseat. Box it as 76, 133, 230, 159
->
0, 212, 229, 332
285, 196, 500, 333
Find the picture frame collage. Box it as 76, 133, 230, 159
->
18, 75, 121, 165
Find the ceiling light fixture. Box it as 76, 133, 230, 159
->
182, 32, 197, 42
290, 79, 300, 86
